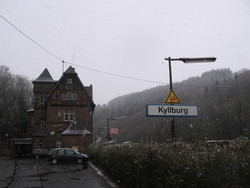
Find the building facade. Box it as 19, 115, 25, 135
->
32, 66, 95, 153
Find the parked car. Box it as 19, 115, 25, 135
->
32, 149, 48, 159
48, 148, 89, 165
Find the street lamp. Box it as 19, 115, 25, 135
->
164, 57, 216, 138
106, 117, 127, 143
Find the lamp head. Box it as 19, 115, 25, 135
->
179, 57, 216, 63
164, 57, 216, 63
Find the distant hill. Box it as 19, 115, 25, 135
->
93, 68, 250, 143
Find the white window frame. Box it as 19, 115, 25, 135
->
68, 79, 72, 84
56, 139, 62, 148
64, 110, 74, 121
62, 91, 77, 101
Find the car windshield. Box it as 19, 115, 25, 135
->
75, 151, 80, 155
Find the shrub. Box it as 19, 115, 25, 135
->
89, 138, 250, 188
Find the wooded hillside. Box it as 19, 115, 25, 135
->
93, 68, 250, 143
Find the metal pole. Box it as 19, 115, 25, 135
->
106, 119, 110, 143
168, 57, 175, 139
98, 128, 101, 138
171, 116, 175, 138
62, 60, 65, 73
165, 56, 216, 139
168, 57, 173, 91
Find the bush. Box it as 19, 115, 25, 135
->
89, 138, 250, 188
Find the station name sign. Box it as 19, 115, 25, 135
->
146, 104, 198, 117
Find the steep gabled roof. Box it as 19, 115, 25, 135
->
47, 66, 95, 108
64, 66, 76, 74
33, 68, 55, 82
84, 85, 93, 99
62, 116, 91, 135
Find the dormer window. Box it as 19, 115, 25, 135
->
68, 79, 72, 84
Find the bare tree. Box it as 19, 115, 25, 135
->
0, 65, 33, 145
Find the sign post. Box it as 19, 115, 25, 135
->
161, 57, 216, 138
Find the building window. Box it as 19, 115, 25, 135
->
39, 139, 43, 149
62, 91, 77, 101
40, 120, 45, 128
31, 118, 34, 126
68, 79, 72, 84
64, 110, 74, 121
56, 139, 62, 148
40, 96, 46, 104
72, 93, 77, 100
62, 93, 67, 100
67, 91, 72, 100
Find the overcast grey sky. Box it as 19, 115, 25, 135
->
1, 0, 250, 105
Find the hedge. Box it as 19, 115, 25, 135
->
89, 137, 250, 188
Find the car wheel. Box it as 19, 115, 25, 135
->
52, 158, 57, 165
77, 159, 83, 164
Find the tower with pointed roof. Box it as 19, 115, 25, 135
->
32, 66, 95, 153
32, 68, 56, 139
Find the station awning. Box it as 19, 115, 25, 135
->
12, 138, 32, 145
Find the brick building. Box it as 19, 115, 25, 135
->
31, 66, 95, 153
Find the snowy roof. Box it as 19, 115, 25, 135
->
62, 117, 91, 135
33, 68, 55, 82
26, 108, 34, 113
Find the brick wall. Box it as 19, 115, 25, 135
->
32, 67, 95, 153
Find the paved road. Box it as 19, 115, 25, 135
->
0, 157, 115, 188
0, 156, 15, 188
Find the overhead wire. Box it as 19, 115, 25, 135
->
1, 14, 248, 90
65, 61, 167, 84
0, 13, 167, 85
0, 14, 63, 62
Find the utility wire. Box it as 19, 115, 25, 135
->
0, 13, 166, 84
1, 14, 249, 90
0, 14, 63, 62
65, 61, 167, 84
